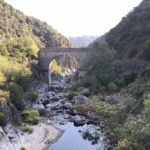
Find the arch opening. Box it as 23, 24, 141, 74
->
48, 54, 79, 84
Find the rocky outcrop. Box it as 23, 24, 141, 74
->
0, 127, 15, 150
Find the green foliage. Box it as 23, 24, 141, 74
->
115, 71, 137, 89
68, 90, 79, 100
112, 99, 150, 150
78, 46, 116, 93
107, 82, 118, 92
50, 59, 63, 74
26, 17, 71, 48
21, 109, 40, 125
76, 101, 117, 117
23, 126, 34, 134
8, 83, 25, 110
0, 0, 71, 126
144, 99, 150, 108
26, 91, 38, 102
0, 90, 9, 100
106, 0, 150, 60
0, 112, 6, 126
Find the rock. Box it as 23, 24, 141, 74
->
45, 101, 61, 111
68, 109, 78, 116
0, 127, 15, 150
49, 84, 64, 93
46, 91, 56, 98
57, 93, 66, 99
104, 95, 118, 104
143, 92, 150, 99
86, 112, 101, 124
72, 95, 89, 104
71, 115, 87, 126
33, 104, 45, 110
62, 102, 72, 110
42, 100, 50, 106
49, 95, 60, 102
3, 124, 22, 146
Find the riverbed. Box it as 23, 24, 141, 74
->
49, 122, 104, 150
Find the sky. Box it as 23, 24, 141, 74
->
5, 0, 142, 37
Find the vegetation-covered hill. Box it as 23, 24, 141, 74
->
74, 1, 150, 149
0, 0, 71, 125
0, 0, 71, 49
106, 0, 150, 60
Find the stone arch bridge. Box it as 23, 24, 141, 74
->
39, 47, 100, 84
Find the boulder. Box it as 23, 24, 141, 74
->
32, 104, 45, 110
71, 115, 87, 126
72, 95, 89, 104
49, 85, 64, 93
62, 102, 72, 110
49, 95, 60, 102
46, 91, 56, 98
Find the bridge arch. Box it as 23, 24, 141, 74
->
48, 54, 79, 84
39, 47, 100, 84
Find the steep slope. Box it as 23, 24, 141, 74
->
0, 0, 71, 125
106, 0, 150, 60
0, 0, 71, 49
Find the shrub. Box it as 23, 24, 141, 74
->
16, 76, 32, 91
76, 101, 117, 117
21, 109, 40, 125
0, 90, 9, 99
0, 112, 6, 126
27, 91, 38, 102
8, 83, 25, 110
115, 139, 133, 150
38, 109, 46, 116
68, 91, 79, 100
107, 82, 118, 92
23, 126, 34, 134
81, 88, 90, 96
11, 106, 21, 125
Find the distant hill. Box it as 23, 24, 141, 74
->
69, 36, 98, 48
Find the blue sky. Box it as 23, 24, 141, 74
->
5, 0, 142, 37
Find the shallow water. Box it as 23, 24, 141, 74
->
49, 122, 104, 150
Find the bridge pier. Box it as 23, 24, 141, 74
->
42, 70, 51, 85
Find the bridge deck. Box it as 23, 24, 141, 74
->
40, 47, 100, 52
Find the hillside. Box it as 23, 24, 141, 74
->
74, 1, 150, 149
69, 36, 98, 48
0, 0, 71, 49
105, 0, 150, 60
0, 0, 71, 126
